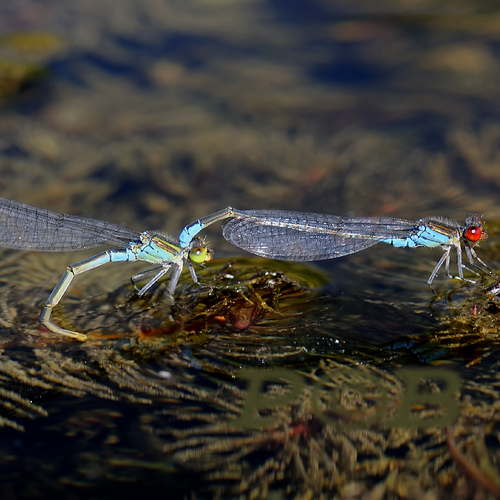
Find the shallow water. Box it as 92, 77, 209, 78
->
1, 1, 500, 499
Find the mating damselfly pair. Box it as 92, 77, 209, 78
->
0, 197, 496, 340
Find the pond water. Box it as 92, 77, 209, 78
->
0, 1, 500, 498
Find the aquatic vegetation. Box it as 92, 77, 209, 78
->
0, 58, 46, 98
446, 427, 500, 497
0, 246, 499, 494
0, 32, 65, 99
0, 257, 330, 431
142, 358, 500, 498
0, 32, 65, 55
0, 1, 500, 497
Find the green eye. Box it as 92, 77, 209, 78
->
189, 246, 208, 264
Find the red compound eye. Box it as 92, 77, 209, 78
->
465, 226, 482, 242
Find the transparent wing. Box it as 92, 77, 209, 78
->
0, 197, 139, 251
222, 215, 382, 260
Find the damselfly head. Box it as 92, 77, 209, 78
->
188, 237, 212, 264
463, 215, 486, 244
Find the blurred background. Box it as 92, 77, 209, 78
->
2, 0, 500, 235
1, 1, 500, 499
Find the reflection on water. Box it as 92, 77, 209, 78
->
1, 250, 500, 497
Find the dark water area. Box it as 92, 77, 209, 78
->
1, 1, 500, 499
